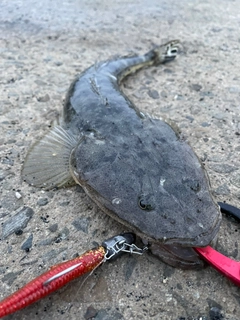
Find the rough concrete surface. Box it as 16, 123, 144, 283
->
0, 1, 240, 319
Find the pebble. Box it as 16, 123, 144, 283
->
34, 79, 47, 86
186, 115, 194, 122
1, 157, 14, 166
174, 94, 184, 100
84, 305, 98, 319
72, 217, 90, 234
41, 247, 67, 264
219, 44, 229, 52
1, 270, 23, 286
207, 299, 223, 312
163, 68, 173, 73
37, 197, 49, 206
15, 191, 22, 199
59, 200, 70, 206
2, 206, 34, 239
212, 113, 225, 120
147, 89, 159, 99
95, 309, 124, 320
190, 84, 202, 92
211, 27, 222, 33
54, 226, 70, 243
176, 283, 183, 290
163, 264, 175, 278
228, 86, 240, 93
1, 191, 24, 217
209, 307, 224, 320
38, 237, 54, 246
161, 90, 168, 98
200, 91, 214, 97
54, 61, 63, 66
48, 223, 58, 232
21, 233, 33, 251
209, 164, 237, 174
37, 94, 50, 102
0, 169, 6, 182
214, 184, 230, 195
201, 122, 210, 127
230, 175, 240, 188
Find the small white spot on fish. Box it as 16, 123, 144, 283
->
160, 178, 166, 186
188, 226, 194, 232
88, 132, 105, 145
94, 139, 105, 145
198, 222, 204, 229
112, 197, 122, 205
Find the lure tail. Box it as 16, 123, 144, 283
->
106, 40, 180, 82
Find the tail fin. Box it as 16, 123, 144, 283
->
146, 40, 180, 65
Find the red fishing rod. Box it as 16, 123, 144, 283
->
0, 232, 145, 318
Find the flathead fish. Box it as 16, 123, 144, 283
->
22, 40, 221, 269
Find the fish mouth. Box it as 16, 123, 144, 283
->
141, 214, 221, 269
148, 242, 206, 269
152, 211, 222, 248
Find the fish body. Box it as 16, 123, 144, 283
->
22, 41, 221, 268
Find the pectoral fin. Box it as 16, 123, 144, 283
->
22, 126, 78, 189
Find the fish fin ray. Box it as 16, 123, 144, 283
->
22, 126, 78, 189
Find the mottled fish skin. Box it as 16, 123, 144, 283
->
22, 41, 221, 269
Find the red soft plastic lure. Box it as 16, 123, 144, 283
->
0, 247, 105, 318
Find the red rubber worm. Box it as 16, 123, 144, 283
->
0, 246, 105, 318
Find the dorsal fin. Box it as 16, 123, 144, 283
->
22, 126, 78, 189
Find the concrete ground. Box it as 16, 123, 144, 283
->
0, 0, 240, 319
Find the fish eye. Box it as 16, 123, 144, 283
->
138, 195, 155, 211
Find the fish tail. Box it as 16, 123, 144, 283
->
145, 40, 180, 66
114, 40, 180, 82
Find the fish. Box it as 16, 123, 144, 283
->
22, 40, 221, 269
